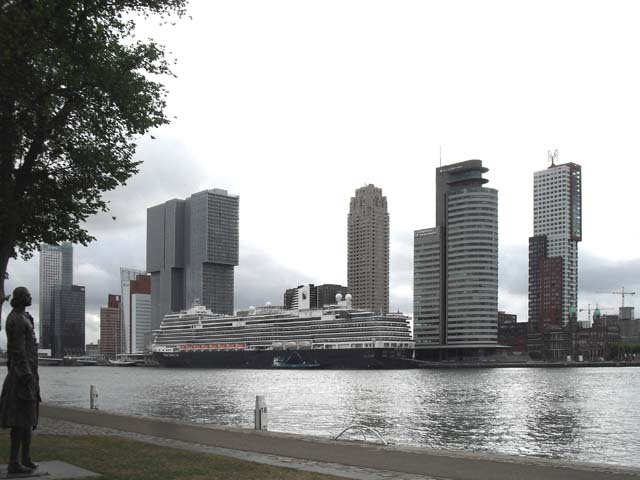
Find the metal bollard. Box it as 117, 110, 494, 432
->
90, 384, 99, 410
254, 395, 267, 430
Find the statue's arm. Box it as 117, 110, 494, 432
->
9, 319, 32, 381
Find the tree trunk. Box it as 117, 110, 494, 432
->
0, 243, 13, 329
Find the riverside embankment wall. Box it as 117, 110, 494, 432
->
41, 404, 640, 480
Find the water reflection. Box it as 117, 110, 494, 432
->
39, 366, 640, 467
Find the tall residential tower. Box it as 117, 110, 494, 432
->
347, 184, 389, 313
414, 160, 498, 358
147, 189, 239, 329
528, 157, 582, 343
38, 242, 73, 349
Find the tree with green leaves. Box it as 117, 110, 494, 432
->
0, 0, 187, 319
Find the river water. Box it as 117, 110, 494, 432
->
39, 366, 640, 467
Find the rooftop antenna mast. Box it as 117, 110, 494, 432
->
548, 149, 559, 167
439, 145, 442, 167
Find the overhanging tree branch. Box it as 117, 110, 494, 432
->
0, 0, 187, 314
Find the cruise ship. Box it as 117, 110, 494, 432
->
151, 293, 414, 368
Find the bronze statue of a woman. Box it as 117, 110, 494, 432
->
0, 287, 41, 474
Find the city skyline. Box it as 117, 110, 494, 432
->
3, 154, 638, 346
4, 1, 640, 344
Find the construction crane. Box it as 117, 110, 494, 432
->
596, 287, 637, 308
578, 304, 614, 320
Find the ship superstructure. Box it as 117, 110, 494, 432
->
152, 294, 414, 368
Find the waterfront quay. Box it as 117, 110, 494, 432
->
39, 404, 640, 480
410, 359, 640, 369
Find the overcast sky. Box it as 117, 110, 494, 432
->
5, 0, 640, 345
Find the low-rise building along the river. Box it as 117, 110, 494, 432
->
497, 312, 527, 353
532, 307, 622, 361
571, 310, 621, 360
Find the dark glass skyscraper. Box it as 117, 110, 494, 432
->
52, 285, 85, 356
147, 189, 239, 329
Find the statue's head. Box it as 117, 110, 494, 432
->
10, 287, 32, 308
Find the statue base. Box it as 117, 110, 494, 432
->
0, 460, 99, 479
0, 468, 47, 479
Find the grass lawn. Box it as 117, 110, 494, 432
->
0, 433, 344, 480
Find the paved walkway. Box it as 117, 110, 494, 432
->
36, 417, 438, 480
39, 405, 640, 480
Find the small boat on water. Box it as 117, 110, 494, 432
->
272, 351, 321, 369
76, 359, 97, 366
108, 359, 138, 367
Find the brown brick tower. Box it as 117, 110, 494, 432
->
347, 184, 389, 313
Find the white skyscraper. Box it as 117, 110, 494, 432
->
131, 293, 151, 352
120, 267, 145, 353
39, 243, 73, 349
414, 160, 498, 358
530, 156, 582, 327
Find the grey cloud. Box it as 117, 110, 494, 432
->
499, 244, 528, 296
85, 135, 209, 237
580, 252, 640, 294
391, 241, 413, 288
498, 245, 640, 299
235, 246, 312, 308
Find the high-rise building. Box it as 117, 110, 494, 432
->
414, 160, 498, 357
52, 284, 85, 356
130, 274, 151, 353
147, 189, 239, 329
283, 284, 348, 310
120, 267, 145, 352
528, 159, 582, 350
100, 294, 122, 357
38, 242, 73, 348
347, 184, 389, 313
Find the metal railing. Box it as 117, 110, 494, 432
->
333, 425, 389, 445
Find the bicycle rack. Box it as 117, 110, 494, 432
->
333, 425, 390, 445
